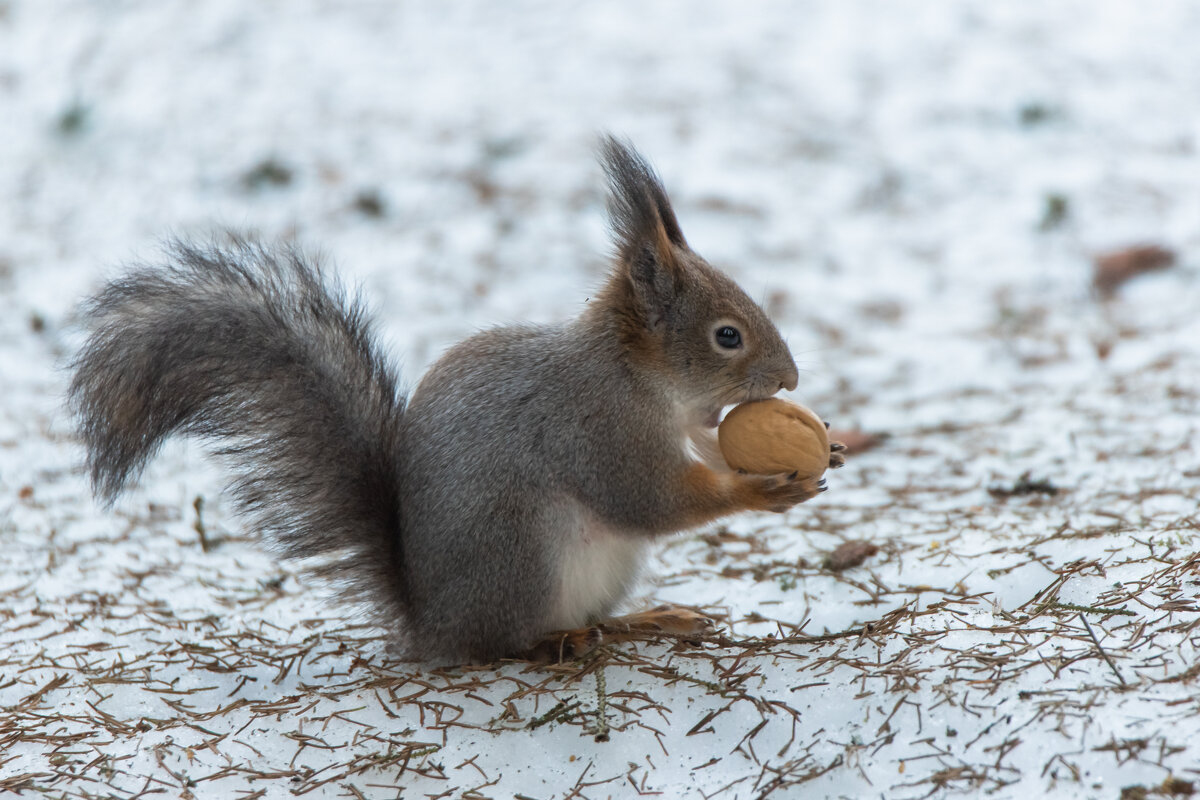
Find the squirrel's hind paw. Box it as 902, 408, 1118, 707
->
605, 605, 717, 637
522, 606, 720, 663
523, 626, 605, 663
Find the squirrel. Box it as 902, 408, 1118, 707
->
69, 137, 836, 663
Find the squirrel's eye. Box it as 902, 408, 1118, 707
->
715, 326, 742, 349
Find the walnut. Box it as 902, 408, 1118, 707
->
718, 398, 829, 478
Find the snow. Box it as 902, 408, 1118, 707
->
2, 1, 1198, 798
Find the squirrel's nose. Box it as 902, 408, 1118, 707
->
779, 362, 799, 392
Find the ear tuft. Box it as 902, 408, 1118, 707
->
600, 135, 687, 255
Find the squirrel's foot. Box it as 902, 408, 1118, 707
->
829, 441, 847, 470
742, 470, 824, 512
524, 606, 719, 663
601, 605, 718, 637
524, 626, 605, 663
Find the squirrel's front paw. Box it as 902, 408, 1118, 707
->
829, 441, 847, 470
742, 471, 825, 513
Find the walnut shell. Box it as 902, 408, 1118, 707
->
718, 398, 829, 478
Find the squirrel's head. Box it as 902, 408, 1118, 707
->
596, 136, 799, 427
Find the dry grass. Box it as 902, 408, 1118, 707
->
2, 410, 1197, 799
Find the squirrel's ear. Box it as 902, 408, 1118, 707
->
600, 135, 688, 329
601, 135, 687, 253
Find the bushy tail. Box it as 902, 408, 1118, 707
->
69, 237, 409, 618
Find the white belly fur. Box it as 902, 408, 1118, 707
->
550, 511, 647, 630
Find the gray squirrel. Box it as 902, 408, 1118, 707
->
69, 137, 839, 662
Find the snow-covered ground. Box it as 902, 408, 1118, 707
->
2, 1, 1199, 797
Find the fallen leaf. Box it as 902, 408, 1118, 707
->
827, 430, 887, 454
824, 541, 879, 571
1093, 245, 1176, 297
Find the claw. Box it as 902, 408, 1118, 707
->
830, 441, 847, 452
